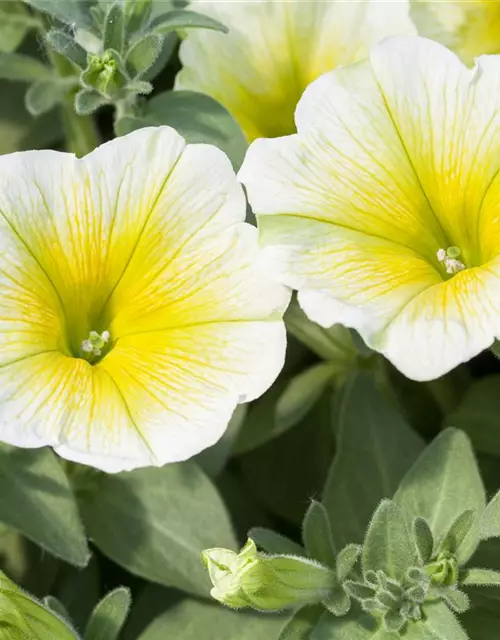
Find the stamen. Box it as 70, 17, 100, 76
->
437, 247, 466, 275
81, 330, 110, 358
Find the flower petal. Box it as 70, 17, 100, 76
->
177, 0, 414, 140
240, 36, 500, 380
378, 261, 500, 381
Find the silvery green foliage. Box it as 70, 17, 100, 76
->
0, 0, 227, 119
204, 380, 500, 640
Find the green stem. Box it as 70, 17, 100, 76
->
60, 101, 101, 156
51, 52, 101, 156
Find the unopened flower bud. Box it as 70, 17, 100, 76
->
0, 571, 78, 639
202, 539, 336, 611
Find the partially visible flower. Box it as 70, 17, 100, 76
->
239, 36, 500, 382
411, 0, 500, 64
176, 0, 415, 141
202, 539, 336, 610
0, 127, 288, 472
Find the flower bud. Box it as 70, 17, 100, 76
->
81, 50, 126, 98
0, 571, 78, 639
202, 539, 336, 611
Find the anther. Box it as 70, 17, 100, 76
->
437, 247, 466, 275
81, 330, 110, 358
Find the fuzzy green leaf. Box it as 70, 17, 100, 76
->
442, 510, 476, 557
134, 595, 283, 639
404, 601, 469, 639
461, 567, 500, 587
311, 610, 396, 639
395, 429, 485, 564
278, 605, 324, 639
0, 445, 88, 567
85, 588, 131, 640
46, 30, 87, 68
323, 375, 425, 549
104, 2, 125, 53
23, 0, 92, 27
336, 545, 362, 583
150, 9, 228, 34
276, 364, 336, 431
115, 90, 247, 169
302, 501, 336, 568
441, 588, 470, 613
125, 33, 163, 78
248, 527, 304, 557
0, 2, 34, 53
0, 52, 53, 82
25, 78, 75, 116
78, 461, 236, 597
414, 517, 434, 564
124, 0, 152, 32
74, 89, 108, 116
43, 596, 70, 622
323, 586, 351, 617
363, 500, 420, 582
480, 489, 500, 540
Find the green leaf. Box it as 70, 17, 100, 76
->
249, 527, 305, 556
276, 364, 336, 431
78, 461, 236, 597
233, 377, 292, 455
278, 606, 324, 639
25, 78, 75, 116
85, 587, 131, 640
196, 405, 247, 477
46, 30, 88, 68
462, 607, 500, 640
414, 517, 435, 564
404, 601, 469, 640
43, 596, 70, 622
54, 559, 100, 632
0, 445, 88, 567
116, 90, 247, 169
124, 0, 152, 33
336, 545, 362, 582
461, 568, 500, 587
443, 510, 476, 556
103, 3, 125, 53
362, 500, 420, 582
0, 52, 53, 82
441, 588, 470, 613
448, 376, 500, 457
323, 374, 425, 548
311, 610, 394, 639
240, 393, 334, 525
0, 2, 35, 53
480, 489, 500, 540
284, 300, 357, 362
126, 33, 163, 78
302, 501, 336, 568
150, 9, 228, 34
23, 0, 92, 28
74, 89, 108, 116
140, 33, 177, 82
135, 596, 284, 639
394, 429, 485, 564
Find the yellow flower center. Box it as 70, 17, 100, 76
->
436, 247, 466, 276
